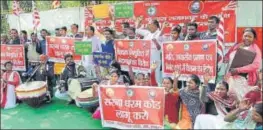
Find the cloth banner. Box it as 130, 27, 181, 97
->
46, 36, 82, 63
1, 45, 26, 71
115, 40, 151, 72
99, 85, 165, 129
132, 1, 236, 43
162, 40, 217, 82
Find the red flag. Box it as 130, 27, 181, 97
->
12, 0, 22, 16
217, 14, 225, 66
32, 1, 40, 31
218, 0, 237, 68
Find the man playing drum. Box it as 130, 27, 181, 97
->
55, 54, 77, 104
23, 55, 54, 103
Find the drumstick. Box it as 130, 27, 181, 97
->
25, 65, 41, 83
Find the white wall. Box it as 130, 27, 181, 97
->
237, 1, 262, 27
7, 7, 85, 34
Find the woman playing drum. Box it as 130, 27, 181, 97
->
1, 61, 22, 109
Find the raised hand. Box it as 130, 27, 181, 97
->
137, 15, 143, 22
163, 21, 169, 28
203, 69, 212, 85
109, 5, 115, 21
173, 69, 181, 79
150, 61, 158, 71
238, 99, 252, 111
190, 16, 196, 23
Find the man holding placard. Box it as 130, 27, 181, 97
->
135, 16, 162, 84
81, 26, 102, 78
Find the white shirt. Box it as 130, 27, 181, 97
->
82, 35, 102, 52
135, 28, 161, 61
82, 35, 102, 65
27, 43, 40, 62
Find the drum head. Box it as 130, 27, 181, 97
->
78, 88, 93, 99
16, 81, 47, 91
68, 79, 82, 100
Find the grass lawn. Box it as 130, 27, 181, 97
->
1, 98, 103, 129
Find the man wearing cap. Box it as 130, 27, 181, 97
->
23, 55, 54, 103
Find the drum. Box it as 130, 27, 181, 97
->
75, 88, 99, 109
68, 78, 99, 100
15, 81, 47, 108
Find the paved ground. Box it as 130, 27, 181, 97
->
1, 99, 103, 129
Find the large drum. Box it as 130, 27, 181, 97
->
75, 87, 99, 109
68, 78, 99, 100
16, 81, 47, 108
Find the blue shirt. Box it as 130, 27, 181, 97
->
101, 40, 115, 59
40, 39, 46, 55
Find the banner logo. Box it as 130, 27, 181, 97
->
188, 1, 204, 14
147, 6, 157, 16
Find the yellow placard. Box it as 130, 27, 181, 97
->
92, 4, 110, 19
54, 63, 66, 75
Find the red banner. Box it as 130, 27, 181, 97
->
99, 85, 165, 129
115, 40, 151, 72
1, 45, 26, 71
46, 36, 82, 63
94, 18, 112, 33
162, 40, 217, 81
132, 1, 236, 43
237, 27, 262, 51
84, 7, 94, 27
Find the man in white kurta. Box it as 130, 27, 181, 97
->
82, 26, 102, 78
135, 18, 162, 84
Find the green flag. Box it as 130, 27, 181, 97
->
74, 41, 92, 55
114, 3, 134, 18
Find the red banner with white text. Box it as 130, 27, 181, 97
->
99, 85, 165, 129
46, 36, 82, 63
1, 45, 26, 71
133, 1, 236, 43
162, 40, 217, 82
115, 40, 151, 72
